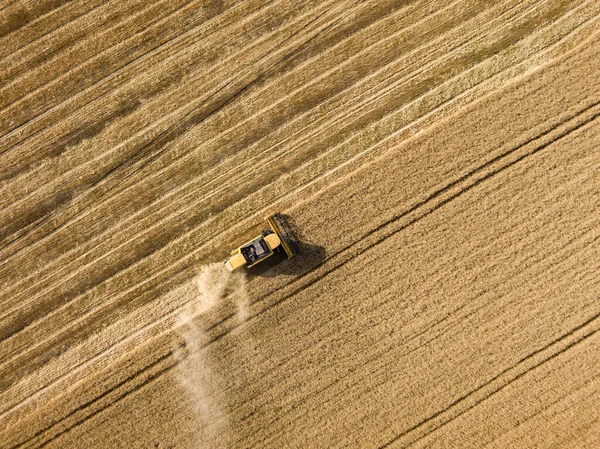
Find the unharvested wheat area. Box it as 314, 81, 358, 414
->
1, 1, 600, 448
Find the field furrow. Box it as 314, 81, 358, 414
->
1, 1, 598, 448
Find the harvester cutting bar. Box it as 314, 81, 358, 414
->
266, 213, 299, 259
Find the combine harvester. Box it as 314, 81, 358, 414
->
224, 213, 299, 272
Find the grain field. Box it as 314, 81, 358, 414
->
1, 0, 599, 448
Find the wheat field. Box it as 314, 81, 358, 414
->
1, 0, 600, 448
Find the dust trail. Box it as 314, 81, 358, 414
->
172, 263, 248, 448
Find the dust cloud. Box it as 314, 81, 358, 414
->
172, 263, 248, 447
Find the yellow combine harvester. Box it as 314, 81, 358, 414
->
224, 213, 299, 272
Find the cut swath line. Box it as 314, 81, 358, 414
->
0, 10, 596, 398
0, 0, 430, 297
205, 99, 600, 363
0, 0, 548, 354
1, 0, 141, 80
2, 7, 596, 438
0, 0, 358, 220
0, 0, 511, 303
10, 80, 600, 449
0, 0, 450, 286
1, 0, 580, 266
0, 0, 206, 114
0, 0, 78, 45
0, 0, 379, 211
2, 40, 596, 440
5, 20, 600, 374
0, 0, 275, 153
0, 0, 347, 155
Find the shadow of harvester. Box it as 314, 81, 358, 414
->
246, 214, 325, 279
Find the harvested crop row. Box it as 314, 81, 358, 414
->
1, 1, 599, 448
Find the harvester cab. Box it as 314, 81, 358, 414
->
224, 213, 299, 272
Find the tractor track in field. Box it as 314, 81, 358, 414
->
2, 7, 596, 396
3, 24, 598, 376
1, 0, 596, 328
379, 305, 600, 448
2, 1, 600, 448
4, 56, 599, 444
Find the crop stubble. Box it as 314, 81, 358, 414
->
0, 0, 599, 448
